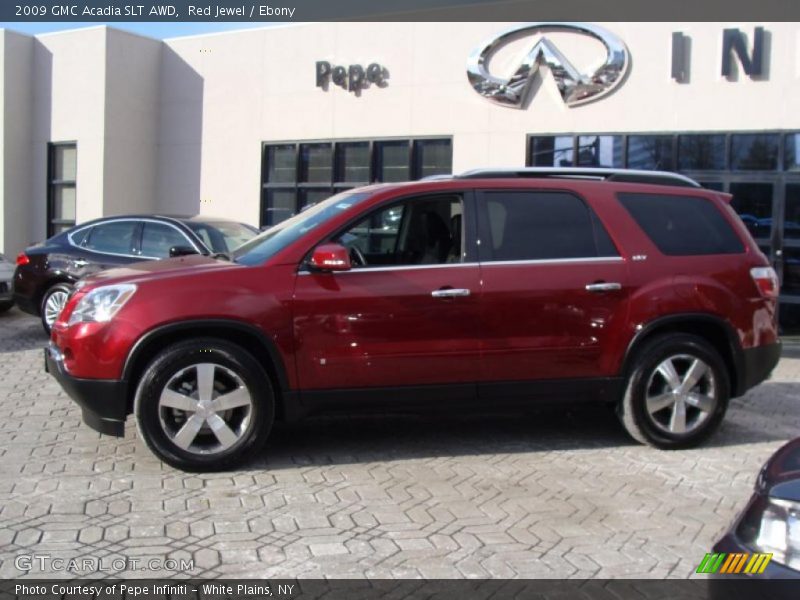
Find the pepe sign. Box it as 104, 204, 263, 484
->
316, 61, 388, 94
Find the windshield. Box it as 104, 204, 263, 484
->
186, 221, 259, 254
233, 191, 371, 266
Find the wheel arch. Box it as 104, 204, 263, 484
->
122, 319, 292, 420
622, 313, 745, 397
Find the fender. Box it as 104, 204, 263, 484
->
622, 312, 745, 397
121, 318, 291, 394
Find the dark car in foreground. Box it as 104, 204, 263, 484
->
14, 215, 258, 333
45, 168, 781, 471
713, 437, 800, 579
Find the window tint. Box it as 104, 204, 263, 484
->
481, 191, 618, 261
618, 193, 744, 256
141, 222, 191, 258
69, 227, 92, 247
336, 195, 463, 267
85, 221, 137, 255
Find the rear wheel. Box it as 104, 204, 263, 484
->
134, 339, 274, 471
40, 283, 72, 334
619, 334, 729, 449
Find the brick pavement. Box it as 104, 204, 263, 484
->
0, 307, 798, 579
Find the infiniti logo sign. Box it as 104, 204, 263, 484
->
467, 22, 630, 109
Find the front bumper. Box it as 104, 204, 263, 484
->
739, 341, 782, 395
44, 343, 128, 436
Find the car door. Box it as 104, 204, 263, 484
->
476, 188, 631, 388
75, 220, 143, 276
292, 191, 482, 394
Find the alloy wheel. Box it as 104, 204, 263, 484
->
44, 290, 69, 328
157, 363, 253, 455
644, 353, 716, 435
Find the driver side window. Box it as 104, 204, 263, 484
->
337, 195, 463, 268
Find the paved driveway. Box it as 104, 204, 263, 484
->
0, 307, 798, 579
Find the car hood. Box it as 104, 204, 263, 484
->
80, 254, 239, 288
757, 438, 800, 502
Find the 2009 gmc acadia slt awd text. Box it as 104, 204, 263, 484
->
45, 169, 782, 471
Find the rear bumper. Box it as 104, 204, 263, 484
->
44, 344, 128, 436
739, 341, 782, 394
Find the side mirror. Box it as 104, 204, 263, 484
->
309, 243, 352, 272
169, 245, 199, 258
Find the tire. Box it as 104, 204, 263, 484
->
40, 283, 72, 334
0, 301, 13, 314
618, 333, 729, 449
134, 338, 275, 471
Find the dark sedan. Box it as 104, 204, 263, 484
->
14, 215, 258, 333
712, 437, 800, 584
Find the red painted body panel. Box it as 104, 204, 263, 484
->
49, 177, 778, 401
477, 259, 630, 380
292, 265, 482, 389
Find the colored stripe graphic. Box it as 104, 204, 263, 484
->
696, 553, 773, 574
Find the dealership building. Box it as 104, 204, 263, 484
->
1, 21, 800, 315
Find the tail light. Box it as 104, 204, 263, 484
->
751, 266, 779, 298
16, 252, 30, 266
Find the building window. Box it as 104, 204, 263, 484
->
261, 137, 452, 227
529, 136, 574, 167
785, 133, 800, 171
47, 143, 77, 237
730, 133, 779, 171
678, 134, 726, 170
627, 135, 675, 171
576, 135, 623, 168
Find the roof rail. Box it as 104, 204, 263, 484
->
456, 167, 701, 188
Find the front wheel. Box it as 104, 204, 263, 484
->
619, 334, 729, 449
134, 339, 275, 471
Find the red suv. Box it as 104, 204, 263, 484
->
45, 169, 782, 471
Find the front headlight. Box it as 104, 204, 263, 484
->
738, 496, 800, 570
67, 284, 136, 326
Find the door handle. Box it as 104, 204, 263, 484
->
431, 288, 471, 298
71, 259, 88, 268
585, 282, 622, 292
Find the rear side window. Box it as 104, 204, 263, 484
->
85, 221, 137, 255
480, 191, 618, 261
618, 193, 744, 256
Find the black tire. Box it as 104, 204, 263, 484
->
0, 301, 13, 314
40, 283, 72, 334
618, 333, 729, 449
134, 338, 275, 471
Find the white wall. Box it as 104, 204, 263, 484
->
103, 28, 161, 216
0, 30, 34, 257
159, 21, 800, 224
33, 27, 107, 238
2, 21, 800, 246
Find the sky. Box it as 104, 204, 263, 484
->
0, 22, 282, 39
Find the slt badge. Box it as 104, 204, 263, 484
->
467, 22, 630, 108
